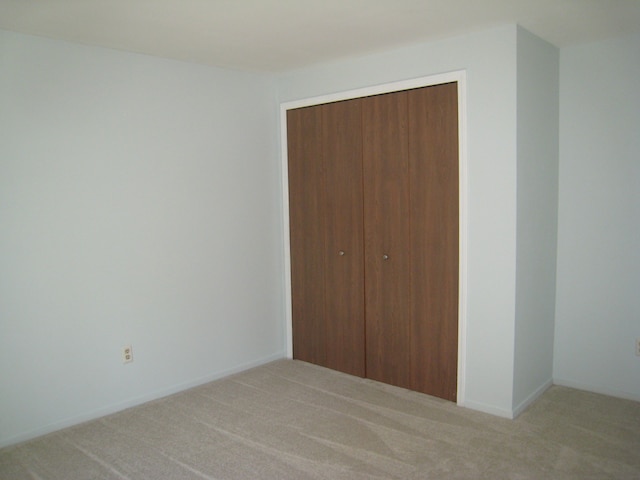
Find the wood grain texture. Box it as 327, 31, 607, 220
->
407, 83, 459, 400
287, 106, 327, 367
321, 99, 366, 376
287, 101, 366, 377
362, 91, 412, 390
288, 84, 459, 400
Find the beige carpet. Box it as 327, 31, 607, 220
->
1, 360, 639, 479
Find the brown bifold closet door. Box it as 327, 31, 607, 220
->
362, 91, 413, 390
407, 83, 459, 401
287, 82, 459, 401
287, 106, 326, 369
287, 99, 366, 377
321, 99, 366, 376
361, 83, 459, 399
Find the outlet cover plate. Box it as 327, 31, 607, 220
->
123, 345, 133, 364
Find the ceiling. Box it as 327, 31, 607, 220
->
1, 0, 639, 72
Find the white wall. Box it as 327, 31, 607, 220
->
0, 30, 283, 447
512, 27, 559, 413
554, 33, 640, 400
278, 25, 520, 417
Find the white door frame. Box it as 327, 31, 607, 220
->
279, 70, 468, 406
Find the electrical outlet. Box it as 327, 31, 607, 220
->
122, 345, 133, 364
636, 338, 640, 357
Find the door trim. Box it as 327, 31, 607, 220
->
279, 70, 468, 407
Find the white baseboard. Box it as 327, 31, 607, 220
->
512, 379, 553, 418
460, 400, 515, 419
1, 351, 286, 449
552, 378, 640, 403
461, 379, 553, 420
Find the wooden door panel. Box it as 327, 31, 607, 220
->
408, 83, 459, 401
321, 99, 366, 376
287, 106, 327, 367
288, 84, 459, 402
362, 92, 412, 390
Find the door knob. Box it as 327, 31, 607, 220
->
338, 250, 345, 256
382, 254, 389, 260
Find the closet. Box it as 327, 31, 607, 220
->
287, 82, 459, 401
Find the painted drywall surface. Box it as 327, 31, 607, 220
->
554, 33, 640, 400
512, 27, 559, 413
278, 26, 519, 416
0, 30, 283, 446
